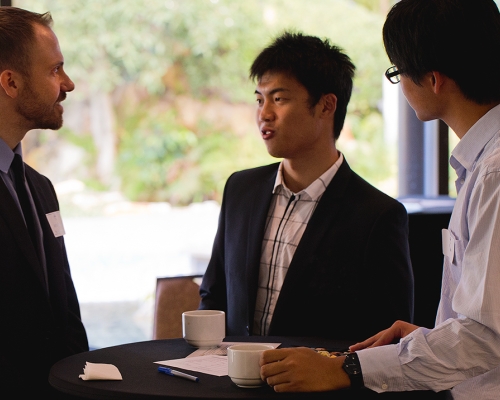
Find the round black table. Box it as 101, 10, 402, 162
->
49, 336, 448, 400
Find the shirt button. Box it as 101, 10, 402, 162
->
381, 383, 388, 390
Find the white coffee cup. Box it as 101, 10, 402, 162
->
182, 310, 225, 348
227, 344, 275, 388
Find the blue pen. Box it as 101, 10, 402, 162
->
158, 366, 199, 382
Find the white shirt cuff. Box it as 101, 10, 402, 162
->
357, 344, 406, 393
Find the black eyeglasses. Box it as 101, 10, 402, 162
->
385, 66, 403, 84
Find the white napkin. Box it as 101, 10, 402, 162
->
79, 362, 123, 381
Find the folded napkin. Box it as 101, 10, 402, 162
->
79, 362, 123, 381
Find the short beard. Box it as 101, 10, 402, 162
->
16, 79, 64, 130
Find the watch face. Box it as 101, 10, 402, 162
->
342, 353, 364, 388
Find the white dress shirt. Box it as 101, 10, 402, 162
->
358, 104, 500, 399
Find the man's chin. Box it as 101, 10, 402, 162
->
36, 119, 63, 131
43, 112, 64, 130
264, 146, 282, 159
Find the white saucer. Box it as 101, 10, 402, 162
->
230, 377, 265, 388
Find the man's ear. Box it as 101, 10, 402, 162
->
0, 70, 21, 98
430, 71, 446, 94
319, 93, 337, 118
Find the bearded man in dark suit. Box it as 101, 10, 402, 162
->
0, 6, 88, 397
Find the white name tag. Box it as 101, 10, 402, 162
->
442, 228, 454, 260
46, 211, 66, 237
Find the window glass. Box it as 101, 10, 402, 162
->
15, 0, 398, 347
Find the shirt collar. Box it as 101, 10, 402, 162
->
0, 138, 22, 174
273, 152, 344, 200
451, 103, 500, 173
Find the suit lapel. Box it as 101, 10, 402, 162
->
26, 168, 67, 293
272, 160, 353, 312
244, 166, 278, 326
0, 176, 47, 288
26, 168, 74, 319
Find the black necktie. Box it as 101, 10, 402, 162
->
11, 154, 38, 247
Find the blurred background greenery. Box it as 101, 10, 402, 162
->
16, 0, 399, 208
14, 0, 500, 348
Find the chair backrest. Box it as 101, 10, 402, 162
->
153, 275, 203, 340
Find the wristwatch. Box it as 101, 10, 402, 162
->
342, 352, 364, 389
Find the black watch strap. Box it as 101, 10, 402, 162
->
342, 352, 364, 389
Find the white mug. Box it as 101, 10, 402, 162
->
182, 310, 225, 348
227, 344, 275, 388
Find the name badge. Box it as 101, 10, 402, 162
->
442, 228, 454, 260
46, 211, 66, 237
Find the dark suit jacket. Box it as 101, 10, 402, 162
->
199, 160, 414, 341
0, 163, 88, 396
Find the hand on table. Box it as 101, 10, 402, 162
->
349, 320, 419, 351
259, 347, 350, 393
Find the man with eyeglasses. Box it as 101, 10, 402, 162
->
259, 1, 500, 398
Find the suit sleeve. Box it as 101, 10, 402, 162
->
361, 200, 414, 330
198, 176, 231, 312
43, 177, 89, 355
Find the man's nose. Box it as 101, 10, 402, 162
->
259, 102, 275, 121
61, 72, 75, 93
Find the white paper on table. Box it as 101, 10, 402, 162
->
154, 342, 281, 376
186, 342, 281, 358
155, 355, 229, 376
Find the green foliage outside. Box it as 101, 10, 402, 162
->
16, 0, 396, 204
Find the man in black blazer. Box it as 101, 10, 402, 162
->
199, 32, 414, 342
0, 7, 88, 397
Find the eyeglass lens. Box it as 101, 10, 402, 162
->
386, 66, 401, 84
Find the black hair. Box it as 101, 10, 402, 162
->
250, 31, 355, 139
383, 0, 500, 104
